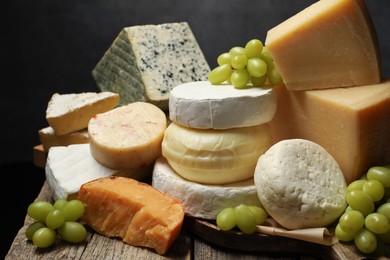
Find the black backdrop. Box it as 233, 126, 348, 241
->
1, 0, 389, 257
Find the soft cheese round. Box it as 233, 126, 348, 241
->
169, 81, 277, 129
152, 156, 262, 219
162, 122, 272, 184
88, 102, 167, 170
254, 139, 347, 230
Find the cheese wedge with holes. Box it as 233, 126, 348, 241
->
46, 92, 120, 135
38, 126, 89, 152
152, 156, 262, 219
88, 102, 167, 170
92, 22, 210, 110
265, 0, 381, 90
268, 80, 390, 184
162, 122, 272, 184
169, 81, 276, 129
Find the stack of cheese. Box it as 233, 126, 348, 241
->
263, 0, 390, 184
152, 81, 277, 219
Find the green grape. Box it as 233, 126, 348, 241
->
267, 65, 283, 86
338, 210, 365, 234
62, 199, 85, 221
27, 201, 55, 222
367, 166, 390, 188
216, 207, 236, 231
26, 221, 46, 241
347, 179, 366, 192
377, 203, 390, 221
245, 39, 263, 58
234, 204, 257, 234
217, 52, 232, 66
208, 64, 233, 85
246, 58, 267, 78
250, 75, 267, 87
32, 227, 57, 248
46, 209, 65, 230
377, 229, 390, 244
346, 190, 375, 216
354, 227, 377, 254
365, 213, 390, 234
335, 223, 356, 242
230, 69, 250, 89
344, 205, 353, 212
229, 46, 246, 57
259, 52, 273, 66
230, 54, 248, 70
58, 221, 87, 243
360, 173, 368, 180
247, 206, 267, 225
54, 198, 68, 210
363, 179, 385, 202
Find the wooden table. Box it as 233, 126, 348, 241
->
5, 147, 390, 259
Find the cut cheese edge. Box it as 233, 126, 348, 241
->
265, 0, 381, 90
162, 122, 272, 184
38, 126, 89, 152
92, 22, 210, 110
169, 81, 277, 129
88, 102, 167, 169
45, 144, 152, 200
46, 92, 120, 135
78, 176, 185, 255
152, 156, 262, 219
268, 79, 390, 183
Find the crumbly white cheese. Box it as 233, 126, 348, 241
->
152, 157, 262, 219
169, 81, 277, 129
254, 139, 347, 229
92, 22, 210, 110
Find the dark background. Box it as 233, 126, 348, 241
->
1, 0, 389, 258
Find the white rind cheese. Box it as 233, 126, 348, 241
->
254, 139, 347, 230
169, 81, 277, 129
152, 157, 262, 219
46, 92, 120, 135
92, 22, 210, 110
38, 126, 89, 152
45, 144, 152, 200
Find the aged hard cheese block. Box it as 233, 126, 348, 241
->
38, 126, 89, 152
45, 144, 152, 200
152, 157, 262, 219
169, 81, 276, 129
162, 122, 272, 184
265, 0, 381, 90
88, 102, 167, 170
254, 139, 347, 230
46, 92, 120, 135
268, 80, 390, 184
92, 22, 210, 110
78, 176, 185, 255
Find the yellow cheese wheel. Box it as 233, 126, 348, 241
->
162, 122, 272, 184
88, 102, 167, 170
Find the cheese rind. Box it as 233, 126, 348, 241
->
269, 80, 390, 183
88, 102, 167, 170
254, 139, 347, 230
265, 0, 381, 90
152, 157, 262, 220
169, 81, 277, 129
92, 22, 210, 110
162, 122, 272, 184
38, 126, 89, 152
46, 92, 120, 135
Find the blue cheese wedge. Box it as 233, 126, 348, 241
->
92, 22, 210, 110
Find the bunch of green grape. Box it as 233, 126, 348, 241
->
216, 204, 268, 234
208, 39, 283, 89
26, 198, 87, 248
335, 165, 390, 254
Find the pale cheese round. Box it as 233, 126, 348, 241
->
254, 139, 347, 230
162, 122, 272, 184
152, 156, 262, 219
169, 81, 277, 129
88, 102, 167, 169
